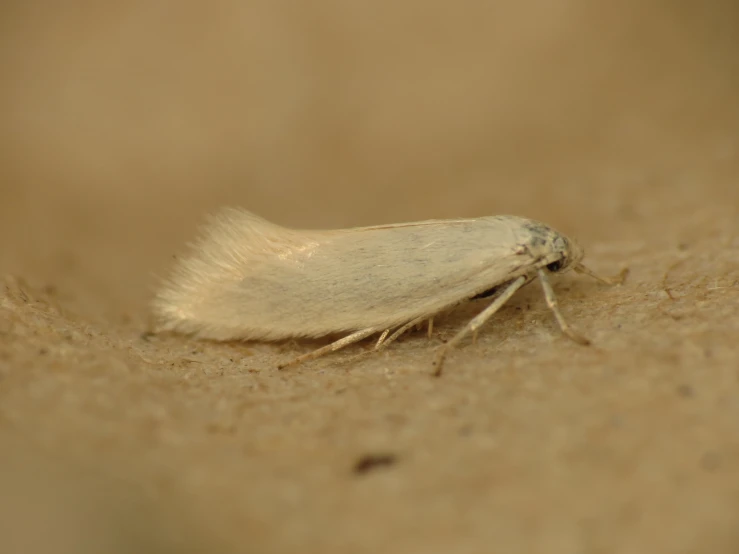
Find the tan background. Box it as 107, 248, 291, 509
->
1, 1, 739, 552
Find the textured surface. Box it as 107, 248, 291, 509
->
2, 2, 739, 553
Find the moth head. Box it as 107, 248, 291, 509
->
545, 233, 584, 274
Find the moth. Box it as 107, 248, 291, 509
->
153, 208, 626, 375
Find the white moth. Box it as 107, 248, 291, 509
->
153, 208, 626, 375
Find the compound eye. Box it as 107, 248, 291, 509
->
546, 259, 564, 272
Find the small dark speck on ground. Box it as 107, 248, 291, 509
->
353, 453, 398, 475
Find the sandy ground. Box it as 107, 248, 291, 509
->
2, 2, 739, 553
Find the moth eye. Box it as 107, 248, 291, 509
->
546, 260, 564, 272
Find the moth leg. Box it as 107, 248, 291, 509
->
278, 327, 381, 370
574, 263, 629, 286
427, 317, 434, 338
374, 329, 390, 349
432, 276, 527, 377
375, 314, 429, 353
537, 269, 590, 346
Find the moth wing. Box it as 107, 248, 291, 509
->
154, 211, 538, 340
154, 208, 321, 338
294, 218, 530, 329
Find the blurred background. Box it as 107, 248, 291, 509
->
1, 1, 738, 316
